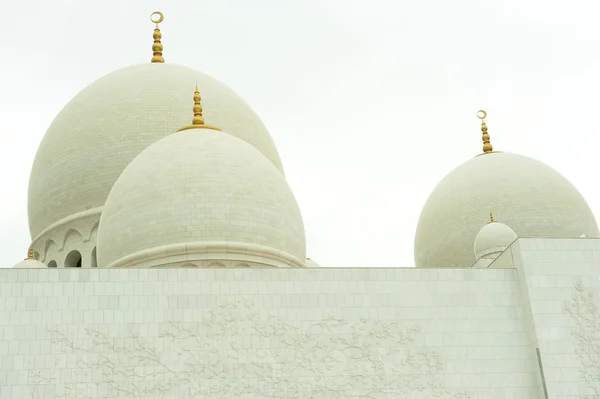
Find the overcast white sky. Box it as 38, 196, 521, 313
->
2, 0, 600, 267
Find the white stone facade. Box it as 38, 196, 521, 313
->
495, 237, 600, 397
5, 237, 600, 398
13, 10, 600, 398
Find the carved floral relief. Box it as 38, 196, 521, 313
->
30, 299, 472, 398
565, 280, 600, 397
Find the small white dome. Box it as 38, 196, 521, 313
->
28, 63, 283, 240
415, 152, 599, 268
13, 259, 47, 269
97, 129, 305, 268
474, 220, 518, 261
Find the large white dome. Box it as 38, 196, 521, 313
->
28, 63, 283, 240
97, 129, 305, 268
415, 152, 599, 268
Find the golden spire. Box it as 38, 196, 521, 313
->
25, 247, 34, 260
477, 110, 493, 154
176, 85, 221, 132
150, 11, 165, 63
488, 211, 496, 224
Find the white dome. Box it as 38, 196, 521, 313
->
97, 129, 305, 268
13, 259, 47, 269
474, 220, 518, 261
28, 63, 283, 240
415, 152, 599, 268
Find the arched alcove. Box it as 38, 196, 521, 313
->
64, 250, 82, 268
62, 229, 83, 250
44, 239, 58, 263
91, 247, 97, 267
47, 260, 57, 268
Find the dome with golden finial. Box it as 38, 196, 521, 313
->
473, 212, 518, 264
96, 87, 306, 269
414, 110, 598, 268
13, 247, 47, 268
27, 12, 285, 267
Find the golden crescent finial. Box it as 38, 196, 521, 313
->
488, 211, 495, 224
150, 11, 165, 63
150, 11, 164, 25
176, 85, 221, 132
25, 247, 34, 260
478, 109, 493, 154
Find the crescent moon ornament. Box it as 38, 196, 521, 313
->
477, 109, 493, 154
151, 11, 164, 24
150, 11, 165, 63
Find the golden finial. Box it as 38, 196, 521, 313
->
176, 85, 221, 132
25, 247, 34, 260
488, 211, 496, 224
477, 110, 493, 154
150, 11, 165, 63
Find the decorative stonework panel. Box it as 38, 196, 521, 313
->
514, 237, 600, 398
565, 280, 600, 397
0, 267, 540, 398
40, 299, 470, 399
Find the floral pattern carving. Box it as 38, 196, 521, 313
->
565, 280, 600, 397
38, 300, 472, 398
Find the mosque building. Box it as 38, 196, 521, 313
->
2, 11, 600, 398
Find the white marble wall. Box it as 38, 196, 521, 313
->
0, 267, 540, 398
510, 237, 600, 398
